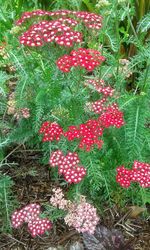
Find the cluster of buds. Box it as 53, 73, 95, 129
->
84, 79, 114, 97
16, 10, 102, 31
86, 98, 107, 114
50, 189, 99, 234
7, 93, 30, 120
96, 0, 111, 8
39, 121, 63, 142
20, 108, 30, 118
7, 93, 16, 115
11, 203, 52, 237
19, 19, 82, 47
57, 48, 105, 72
14, 108, 30, 120
49, 150, 86, 184
116, 161, 150, 188
119, 59, 132, 78
50, 188, 68, 209
84, 78, 114, 114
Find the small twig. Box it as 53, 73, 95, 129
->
0, 144, 22, 166
125, 222, 137, 232
58, 230, 76, 244
6, 234, 26, 246
116, 224, 134, 237
114, 210, 132, 226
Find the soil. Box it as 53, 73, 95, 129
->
0, 149, 149, 250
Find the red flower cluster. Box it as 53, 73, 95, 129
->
19, 19, 82, 47
49, 150, 86, 183
116, 161, 150, 188
39, 118, 104, 152
11, 203, 52, 237
39, 104, 124, 150
57, 48, 105, 72
39, 121, 63, 142
84, 79, 114, 97
16, 10, 102, 31
74, 11, 102, 30
64, 120, 104, 151
99, 103, 125, 128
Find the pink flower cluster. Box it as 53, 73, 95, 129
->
16, 10, 102, 30
49, 150, 86, 184
50, 188, 68, 209
57, 48, 105, 72
50, 188, 99, 234
116, 161, 150, 188
85, 78, 114, 114
64, 199, 99, 234
19, 19, 82, 47
86, 97, 107, 114
11, 203, 52, 237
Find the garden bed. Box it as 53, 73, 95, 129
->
0, 150, 149, 250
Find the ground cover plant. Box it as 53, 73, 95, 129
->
0, 0, 150, 249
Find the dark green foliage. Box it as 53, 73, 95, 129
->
0, 175, 17, 233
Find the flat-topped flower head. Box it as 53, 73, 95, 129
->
50, 190, 100, 234
19, 19, 82, 47
28, 218, 52, 237
57, 48, 105, 72
39, 121, 63, 142
116, 161, 150, 188
16, 10, 102, 31
99, 103, 125, 128
64, 197, 100, 234
49, 151, 86, 184
11, 203, 41, 228
11, 203, 52, 237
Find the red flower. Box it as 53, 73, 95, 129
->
16, 10, 102, 31
116, 161, 150, 188
19, 20, 82, 47
39, 122, 63, 142
99, 103, 125, 128
57, 48, 105, 72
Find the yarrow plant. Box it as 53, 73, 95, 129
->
9, 5, 150, 239
50, 188, 99, 234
